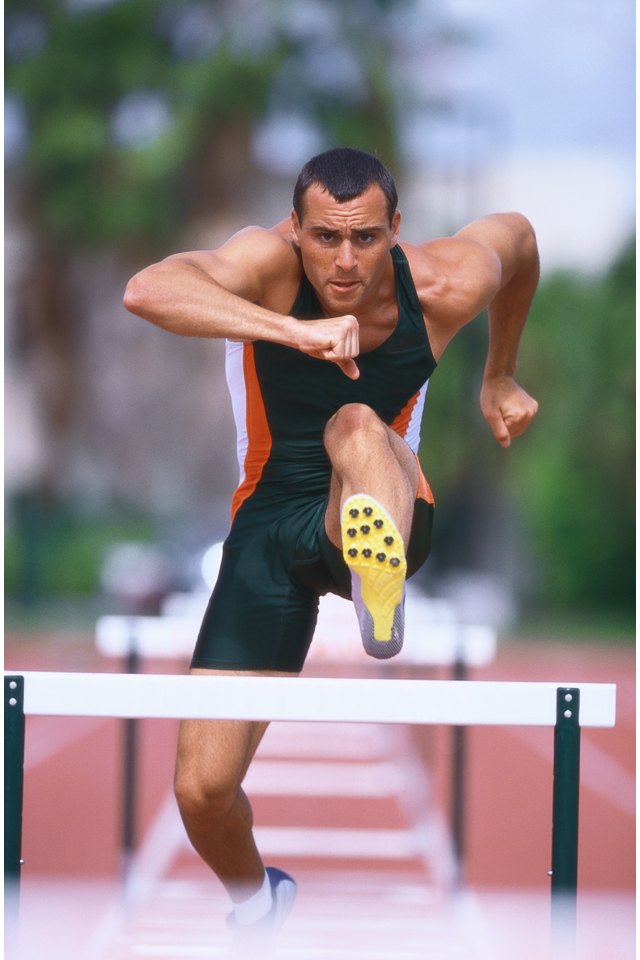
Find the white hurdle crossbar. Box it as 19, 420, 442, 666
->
4, 672, 616, 945
8, 671, 615, 725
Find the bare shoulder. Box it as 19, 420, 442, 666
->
165, 220, 301, 305
403, 213, 535, 287
399, 214, 537, 354
220, 219, 298, 265
400, 236, 498, 324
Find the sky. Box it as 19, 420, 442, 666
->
5, 0, 635, 274
435, 0, 635, 272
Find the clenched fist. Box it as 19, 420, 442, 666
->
293, 314, 361, 380
480, 375, 539, 447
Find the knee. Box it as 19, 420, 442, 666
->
174, 764, 241, 824
324, 403, 386, 451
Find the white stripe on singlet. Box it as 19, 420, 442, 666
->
401, 381, 430, 454
225, 340, 248, 485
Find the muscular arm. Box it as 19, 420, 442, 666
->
455, 212, 539, 378
123, 225, 360, 378
124, 226, 300, 343
418, 212, 540, 446
459, 213, 540, 446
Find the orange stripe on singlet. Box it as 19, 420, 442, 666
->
390, 389, 435, 506
390, 389, 421, 440
415, 460, 435, 505
230, 343, 273, 521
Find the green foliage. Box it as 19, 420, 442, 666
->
6, 0, 402, 247
420, 320, 492, 490
5, 498, 155, 599
509, 239, 635, 611
420, 240, 635, 616
6, 0, 276, 244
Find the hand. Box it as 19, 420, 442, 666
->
480, 375, 538, 448
295, 314, 360, 380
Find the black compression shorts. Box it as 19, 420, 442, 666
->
190, 491, 434, 673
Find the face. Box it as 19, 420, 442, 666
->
291, 183, 401, 316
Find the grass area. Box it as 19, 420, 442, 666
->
508, 608, 635, 645
4, 596, 115, 634
5, 509, 157, 600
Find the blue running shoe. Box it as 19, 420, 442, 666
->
227, 867, 297, 958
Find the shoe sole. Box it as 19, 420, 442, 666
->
341, 494, 407, 656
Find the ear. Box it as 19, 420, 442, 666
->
290, 209, 301, 245
391, 209, 401, 245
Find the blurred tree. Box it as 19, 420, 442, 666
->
422, 238, 635, 617
509, 238, 635, 614
5, 0, 414, 499
9, 0, 481, 606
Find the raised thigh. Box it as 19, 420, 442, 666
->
324, 416, 419, 547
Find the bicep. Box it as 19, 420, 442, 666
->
164, 226, 286, 303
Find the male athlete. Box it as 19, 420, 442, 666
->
124, 147, 539, 954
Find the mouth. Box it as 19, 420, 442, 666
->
329, 279, 361, 294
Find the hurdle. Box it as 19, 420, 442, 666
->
94, 598, 497, 883
4, 671, 616, 948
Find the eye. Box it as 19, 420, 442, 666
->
358, 233, 376, 244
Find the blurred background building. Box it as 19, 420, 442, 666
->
4, 0, 635, 634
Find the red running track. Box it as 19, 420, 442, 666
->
5, 630, 635, 959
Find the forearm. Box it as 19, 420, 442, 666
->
483, 217, 539, 380
123, 260, 300, 347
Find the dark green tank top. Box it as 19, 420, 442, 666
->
231, 244, 436, 505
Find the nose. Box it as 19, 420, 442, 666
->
335, 240, 357, 272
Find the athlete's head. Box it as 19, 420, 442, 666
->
290, 148, 401, 316
293, 147, 398, 226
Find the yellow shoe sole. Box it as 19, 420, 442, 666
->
341, 494, 407, 653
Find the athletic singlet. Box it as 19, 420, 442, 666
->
192, 245, 437, 671
225, 244, 437, 521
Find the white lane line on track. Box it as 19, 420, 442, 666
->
257, 721, 396, 760
244, 759, 404, 796
124, 792, 187, 906
393, 725, 457, 889
253, 826, 424, 859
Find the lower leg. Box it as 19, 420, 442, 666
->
179, 781, 266, 903
174, 710, 268, 903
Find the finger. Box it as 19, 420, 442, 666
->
495, 427, 511, 448
504, 403, 538, 439
339, 315, 359, 358
504, 419, 528, 440
489, 413, 511, 447
336, 357, 360, 380
349, 325, 360, 358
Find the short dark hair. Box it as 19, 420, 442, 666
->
293, 147, 398, 224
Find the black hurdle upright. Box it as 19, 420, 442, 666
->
121, 620, 141, 885
549, 686, 581, 949
5, 677, 25, 882
5, 675, 26, 958
450, 643, 468, 887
